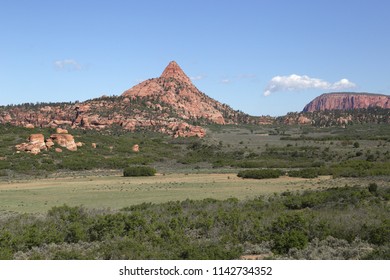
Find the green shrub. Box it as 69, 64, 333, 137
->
123, 166, 156, 177
270, 213, 309, 254
288, 168, 319, 178
237, 169, 283, 179
368, 183, 378, 194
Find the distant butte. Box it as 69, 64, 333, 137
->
303, 92, 390, 112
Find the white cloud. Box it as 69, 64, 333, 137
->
220, 79, 230, 84
190, 75, 206, 81
54, 59, 82, 71
263, 74, 356, 96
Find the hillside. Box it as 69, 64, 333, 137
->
303, 92, 390, 112
0, 61, 270, 138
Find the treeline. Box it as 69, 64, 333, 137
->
0, 185, 389, 260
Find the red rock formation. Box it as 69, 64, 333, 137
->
25, 124, 35, 129
50, 134, 77, 151
122, 61, 228, 126
56, 128, 68, 134
15, 134, 47, 155
303, 92, 390, 112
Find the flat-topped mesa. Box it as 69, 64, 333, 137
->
160, 61, 192, 84
303, 92, 390, 112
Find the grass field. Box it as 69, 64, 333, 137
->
0, 172, 340, 214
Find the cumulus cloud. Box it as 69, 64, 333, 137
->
263, 74, 356, 96
54, 59, 82, 71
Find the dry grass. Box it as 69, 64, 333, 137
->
0, 173, 337, 214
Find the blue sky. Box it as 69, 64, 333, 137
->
1, 0, 390, 116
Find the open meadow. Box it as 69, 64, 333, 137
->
0, 172, 336, 214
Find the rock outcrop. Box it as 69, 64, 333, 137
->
15, 134, 47, 155
16, 133, 78, 154
50, 134, 77, 151
303, 92, 390, 112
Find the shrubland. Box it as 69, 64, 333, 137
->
0, 184, 388, 260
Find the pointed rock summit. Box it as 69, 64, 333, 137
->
121, 61, 227, 124
160, 61, 192, 84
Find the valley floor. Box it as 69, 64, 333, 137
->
0, 171, 382, 214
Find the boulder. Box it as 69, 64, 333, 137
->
50, 134, 77, 151
132, 144, 139, 152
46, 138, 55, 149
56, 128, 68, 134
15, 133, 47, 154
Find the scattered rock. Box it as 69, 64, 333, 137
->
297, 116, 312, 124
92, 143, 97, 149
25, 124, 35, 129
56, 128, 68, 134
55, 148, 63, 153
132, 144, 139, 152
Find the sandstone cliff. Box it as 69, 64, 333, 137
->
303, 92, 390, 112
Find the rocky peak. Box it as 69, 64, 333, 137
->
160, 61, 192, 84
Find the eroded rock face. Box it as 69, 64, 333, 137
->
303, 92, 390, 112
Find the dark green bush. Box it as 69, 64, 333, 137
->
368, 183, 378, 194
237, 169, 283, 179
270, 213, 309, 254
288, 168, 319, 178
123, 166, 156, 177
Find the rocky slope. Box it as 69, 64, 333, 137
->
0, 61, 270, 137
303, 92, 390, 112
